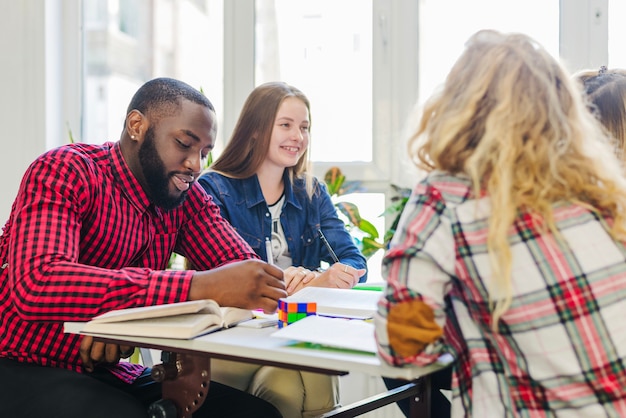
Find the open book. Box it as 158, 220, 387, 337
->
284, 287, 383, 319
63, 300, 253, 340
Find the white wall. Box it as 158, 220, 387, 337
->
0, 2, 46, 223
0, 0, 82, 224
560, 0, 608, 72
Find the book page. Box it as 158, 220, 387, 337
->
271, 315, 377, 353
75, 301, 252, 340
82, 312, 224, 339
220, 307, 254, 328
90, 299, 218, 324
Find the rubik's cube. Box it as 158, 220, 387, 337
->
277, 299, 317, 328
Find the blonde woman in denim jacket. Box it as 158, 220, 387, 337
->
197, 82, 367, 417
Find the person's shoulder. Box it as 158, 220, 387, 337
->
290, 174, 314, 188
420, 171, 472, 204
311, 176, 328, 196
37, 142, 111, 170
289, 174, 324, 191
198, 170, 227, 183
289, 174, 326, 202
42, 142, 108, 157
197, 170, 241, 192
186, 181, 212, 206
185, 174, 238, 215
199, 170, 226, 180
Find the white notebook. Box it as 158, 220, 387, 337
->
284, 287, 382, 319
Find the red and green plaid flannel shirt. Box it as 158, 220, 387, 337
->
375, 172, 626, 417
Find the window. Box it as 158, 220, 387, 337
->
418, 0, 560, 105
255, 0, 373, 163
78, 1, 571, 282
81, 0, 225, 146
253, 0, 387, 279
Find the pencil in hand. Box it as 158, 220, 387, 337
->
317, 228, 339, 263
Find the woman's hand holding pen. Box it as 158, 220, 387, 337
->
316, 263, 365, 290
282, 228, 367, 294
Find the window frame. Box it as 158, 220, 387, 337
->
223, 1, 419, 195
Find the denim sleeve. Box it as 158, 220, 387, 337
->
317, 182, 368, 282
197, 174, 227, 217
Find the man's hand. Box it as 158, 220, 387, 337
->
189, 259, 287, 313
284, 266, 318, 294
79, 335, 135, 372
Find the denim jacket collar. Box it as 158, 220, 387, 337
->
242, 172, 304, 211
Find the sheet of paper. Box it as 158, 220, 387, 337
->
271, 315, 377, 353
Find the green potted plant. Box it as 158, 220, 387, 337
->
324, 167, 411, 258
323, 167, 385, 258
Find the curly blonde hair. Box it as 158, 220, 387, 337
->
409, 30, 626, 329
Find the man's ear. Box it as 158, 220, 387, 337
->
126, 109, 147, 141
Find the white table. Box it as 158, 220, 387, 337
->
65, 322, 450, 418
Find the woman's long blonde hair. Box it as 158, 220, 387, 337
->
409, 30, 626, 329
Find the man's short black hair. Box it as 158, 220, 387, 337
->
126, 77, 215, 124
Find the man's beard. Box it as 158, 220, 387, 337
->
138, 127, 189, 210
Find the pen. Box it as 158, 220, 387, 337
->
317, 228, 340, 263
265, 237, 274, 265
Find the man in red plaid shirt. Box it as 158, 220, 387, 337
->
0, 78, 286, 417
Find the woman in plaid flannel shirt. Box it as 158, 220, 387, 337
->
375, 30, 626, 417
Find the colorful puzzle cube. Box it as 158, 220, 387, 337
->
277, 299, 317, 328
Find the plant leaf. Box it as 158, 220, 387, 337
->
340, 180, 364, 195
380, 197, 409, 217
324, 167, 345, 195
356, 218, 379, 239
360, 237, 384, 258
336, 202, 361, 225
383, 229, 397, 246
390, 183, 412, 195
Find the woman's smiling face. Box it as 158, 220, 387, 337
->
263, 97, 310, 171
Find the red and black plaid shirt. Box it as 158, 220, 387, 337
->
0, 142, 258, 382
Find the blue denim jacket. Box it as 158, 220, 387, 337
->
198, 171, 367, 282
